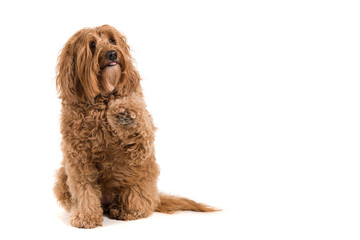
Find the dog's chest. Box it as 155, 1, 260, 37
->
62, 100, 118, 145
61, 97, 125, 176
83, 103, 117, 144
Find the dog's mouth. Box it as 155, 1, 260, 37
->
101, 61, 119, 70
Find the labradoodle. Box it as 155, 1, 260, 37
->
53, 25, 217, 228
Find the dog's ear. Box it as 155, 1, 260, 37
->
56, 30, 100, 102
113, 30, 141, 96
56, 37, 77, 102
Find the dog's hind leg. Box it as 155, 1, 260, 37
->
107, 177, 160, 221
54, 166, 72, 212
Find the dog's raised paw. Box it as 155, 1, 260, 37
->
114, 107, 136, 126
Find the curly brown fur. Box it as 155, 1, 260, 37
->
53, 25, 218, 229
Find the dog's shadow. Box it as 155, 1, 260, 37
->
57, 211, 69, 225
57, 212, 129, 228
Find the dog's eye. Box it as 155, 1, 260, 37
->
109, 38, 116, 44
90, 41, 96, 49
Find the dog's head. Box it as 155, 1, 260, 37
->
56, 25, 140, 102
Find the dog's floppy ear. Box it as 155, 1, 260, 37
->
112, 29, 141, 96
56, 35, 79, 102
56, 29, 100, 102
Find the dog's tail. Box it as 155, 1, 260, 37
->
155, 194, 220, 214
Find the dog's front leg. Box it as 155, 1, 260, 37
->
107, 95, 160, 220
107, 95, 157, 166
63, 149, 103, 228
107, 94, 156, 144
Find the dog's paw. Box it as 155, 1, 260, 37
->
114, 107, 137, 127
108, 206, 150, 221
107, 96, 155, 140
118, 209, 151, 221
69, 211, 103, 229
107, 97, 145, 136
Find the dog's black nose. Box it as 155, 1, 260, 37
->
106, 50, 117, 61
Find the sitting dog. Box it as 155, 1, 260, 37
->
53, 25, 216, 228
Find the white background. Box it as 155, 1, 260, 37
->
0, 0, 359, 239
